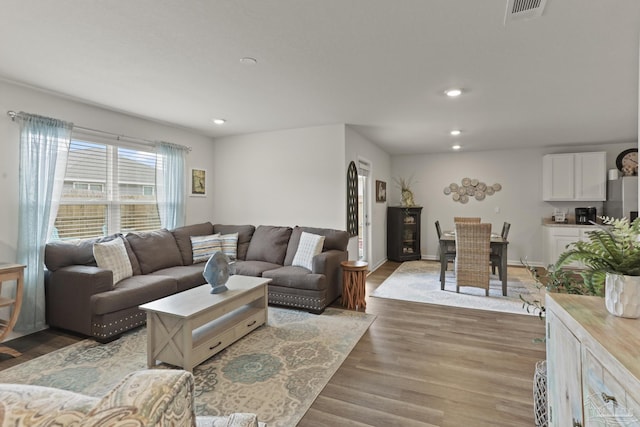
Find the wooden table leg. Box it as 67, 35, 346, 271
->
440, 241, 447, 290
501, 244, 508, 296
0, 264, 26, 358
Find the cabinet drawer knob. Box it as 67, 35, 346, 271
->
247, 320, 257, 327
601, 392, 618, 405
209, 341, 222, 350
572, 419, 582, 427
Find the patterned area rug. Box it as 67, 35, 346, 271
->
371, 260, 544, 316
0, 307, 375, 427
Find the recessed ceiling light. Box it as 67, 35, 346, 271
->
450, 129, 462, 136
212, 119, 226, 125
240, 57, 258, 65
452, 144, 462, 150
445, 88, 462, 97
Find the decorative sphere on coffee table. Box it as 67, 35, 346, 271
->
203, 251, 231, 294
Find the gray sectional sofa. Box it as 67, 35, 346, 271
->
44, 222, 349, 342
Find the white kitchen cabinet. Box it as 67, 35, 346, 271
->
546, 293, 640, 427
543, 225, 595, 267
543, 152, 606, 201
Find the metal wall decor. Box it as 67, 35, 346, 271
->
443, 178, 501, 204
346, 161, 359, 236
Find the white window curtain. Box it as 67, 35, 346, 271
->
15, 112, 72, 333
156, 142, 187, 229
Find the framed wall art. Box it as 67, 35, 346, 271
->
376, 180, 387, 202
190, 168, 207, 197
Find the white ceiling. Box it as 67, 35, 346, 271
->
1, 0, 639, 154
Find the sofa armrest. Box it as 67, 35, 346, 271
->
89, 369, 195, 427
45, 265, 114, 336
312, 249, 347, 288
312, 249, 347, 275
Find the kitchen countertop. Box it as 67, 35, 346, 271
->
542, 218, 602, 227
543, 223, 601, 228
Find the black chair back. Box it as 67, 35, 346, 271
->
501, 222, 511, 240
435, 220, 443, 239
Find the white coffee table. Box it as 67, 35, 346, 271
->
139, 275, 270, 372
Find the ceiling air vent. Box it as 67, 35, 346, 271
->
504, 0, 548, 24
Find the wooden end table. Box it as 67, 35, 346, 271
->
341, 260, 368, 311
0, 263, 26, 358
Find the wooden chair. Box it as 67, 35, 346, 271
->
454, 222, 492, 295
435, 220, 456, 270
491, 222, 510, 277
454, 217, 481, 223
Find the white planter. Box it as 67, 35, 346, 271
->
605, 273, 640, 318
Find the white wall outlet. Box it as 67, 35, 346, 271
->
494, 206, 500, 214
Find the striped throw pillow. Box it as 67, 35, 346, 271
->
292, 232, 325, 271
93, 237, 133, 285
191, 233, 222, 264
220, 233, 239, 260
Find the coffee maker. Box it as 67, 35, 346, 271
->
575, 207, 597, 225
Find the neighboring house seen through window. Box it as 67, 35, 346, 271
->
52, 139, 161, 240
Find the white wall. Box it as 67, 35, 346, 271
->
211, 125, 346, 231
345, 126, 391, 270
0, 80, 216, 264
391, 142, 637, 266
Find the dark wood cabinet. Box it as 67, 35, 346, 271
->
387, 206, 422, 261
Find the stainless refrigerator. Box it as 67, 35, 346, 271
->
605, 176, 639, 220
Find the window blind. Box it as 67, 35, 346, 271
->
52, 139, 161, 240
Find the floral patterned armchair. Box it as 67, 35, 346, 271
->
0, 369, 264, 427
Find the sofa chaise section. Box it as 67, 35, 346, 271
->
263, 226, 349, 313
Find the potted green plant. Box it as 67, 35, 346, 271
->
554, 216, 640, 318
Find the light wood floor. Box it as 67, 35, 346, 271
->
0, 261, 545, 426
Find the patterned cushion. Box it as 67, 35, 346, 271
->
220, 233, 239, 260
291, 232, 325, 271
191, 233, 222, 264
93, 237, 133, 285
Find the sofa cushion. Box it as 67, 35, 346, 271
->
213, 225, 255, 261
172, 222, 214, 265
233, 260, 283, 277
92, 237, 133, 285
126, 229, 183, 274
284, 227, 349, 266
245, 225, 292, 265
291, 232, 325, 271
91, 275, 177, 315
150, 264, 207, 292
190, 233, 222, 264
262, 266, 327, 291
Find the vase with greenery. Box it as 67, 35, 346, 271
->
524, 216, 640, 318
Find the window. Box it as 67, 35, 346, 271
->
52, 139, 161, 240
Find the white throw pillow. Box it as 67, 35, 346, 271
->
93, 237, 133, 285
292, 232, 325, 271
191, 233, 222, 264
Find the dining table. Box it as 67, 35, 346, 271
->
439, 231, 509, 296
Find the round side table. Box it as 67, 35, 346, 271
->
341, 260, 368, 311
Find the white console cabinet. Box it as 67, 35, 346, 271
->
543, 152, 606, 201
546, 293, 640, 427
